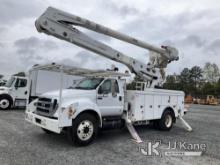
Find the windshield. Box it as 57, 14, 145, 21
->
73, 78, 104, 90
5, 77, 15, 87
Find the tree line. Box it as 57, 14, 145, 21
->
163, 62, 220, 97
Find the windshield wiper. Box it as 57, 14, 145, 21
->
74, 86, 83, 89
74, 86, 94, 90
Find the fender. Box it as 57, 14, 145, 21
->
161, 106, 176, 122
0, 93, 13, 105
59, 98, 102, 127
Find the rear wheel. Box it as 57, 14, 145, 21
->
0, 97, 11, 110
158, 110, 174, 131
67, 113, 98, 146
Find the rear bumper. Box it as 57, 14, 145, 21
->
25, 111, 62, 133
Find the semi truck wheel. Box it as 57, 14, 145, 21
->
0, 97, 11, 110
67, 113, 98, 146
158, 110, 174, 131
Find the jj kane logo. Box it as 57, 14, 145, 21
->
139, 140, 206, 157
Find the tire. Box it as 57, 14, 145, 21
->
41, 128, 54, 134
0, 97, 12, 110
67, 113, 98, 146
158, 110, 174, 131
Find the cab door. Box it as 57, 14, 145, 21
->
13, 78, 28, 99
96, 79, 124, 116
11, 78, 28, 106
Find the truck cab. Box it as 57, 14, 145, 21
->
0, 76, 28, 110
33, 77, 125, 118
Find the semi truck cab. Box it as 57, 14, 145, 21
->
0, 76, 28, 109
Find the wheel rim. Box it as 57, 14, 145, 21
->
77, 120, 94, 141
165, 114, 172, 128
0, 99, 10, 109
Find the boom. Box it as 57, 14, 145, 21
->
35, 7, 179, 87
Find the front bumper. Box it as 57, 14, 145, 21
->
25, 111, 62, 133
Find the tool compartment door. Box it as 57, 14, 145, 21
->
132, 94, 145, 121
127, 91, 155, 121
153, 95, 162, 119
143, 95, 154, 120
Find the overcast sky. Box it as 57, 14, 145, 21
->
0, 0, 220, 78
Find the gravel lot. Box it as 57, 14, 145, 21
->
0, 105, 219, 165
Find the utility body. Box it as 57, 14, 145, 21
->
25, 7, 192, 146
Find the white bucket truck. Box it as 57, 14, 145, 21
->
25, 7, 192, 146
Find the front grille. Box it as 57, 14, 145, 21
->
36, 107, 49, 113
38, 97, 51, 102
36, 97, 58, 117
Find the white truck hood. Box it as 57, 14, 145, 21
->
40, 89, 96, 100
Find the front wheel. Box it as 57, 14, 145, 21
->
0, 98, 11, 110
158, 110, 174, 131
67, 113, 98, 146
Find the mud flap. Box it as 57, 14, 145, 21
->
179, 116, 192, 132
125, 118, 143, 143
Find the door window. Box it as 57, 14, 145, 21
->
98, 79, 111, 94
15, 79, 27, 88
98, 79, 119, 94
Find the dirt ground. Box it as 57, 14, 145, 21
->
0, 104, 219, 165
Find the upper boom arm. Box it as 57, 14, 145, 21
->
35, 7, 179, 87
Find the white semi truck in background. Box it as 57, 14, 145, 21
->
25, 7, 192, 146
0, 69, 80, 110
0, 76, 28, 109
